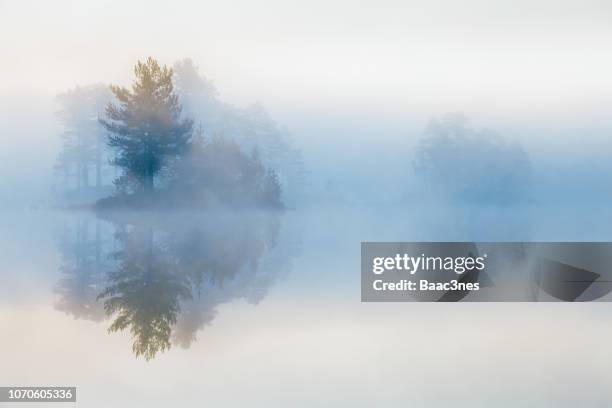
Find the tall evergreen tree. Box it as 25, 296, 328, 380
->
100, 58, 192, 194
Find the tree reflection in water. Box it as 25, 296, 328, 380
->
55, 215, 111, 322
56, 210, 295, 360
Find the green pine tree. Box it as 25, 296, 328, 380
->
100, 57, 192, 194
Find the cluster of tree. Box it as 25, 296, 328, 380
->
172, 59, 307, 207
166, 131, 282, 208
413, 113, 532, 205
56, 57, 301, 209
98, 57, 285, 209
54, 84, 114, 201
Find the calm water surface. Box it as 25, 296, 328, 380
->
2, 204, 612, 407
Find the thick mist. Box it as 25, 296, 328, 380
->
2, 0, 612, 405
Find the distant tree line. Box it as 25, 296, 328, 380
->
414, 112, 532, 205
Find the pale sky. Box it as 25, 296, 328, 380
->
2, 0, 612, 116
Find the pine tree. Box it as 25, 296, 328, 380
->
100, 58, 192, 194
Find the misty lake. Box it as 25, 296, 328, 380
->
3, 0, 612, 405
2, 203, 612, 407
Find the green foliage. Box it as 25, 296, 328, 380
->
87, 57, 285, 210
100, 57, 193, 193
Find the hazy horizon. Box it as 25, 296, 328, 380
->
2, 0, 612, 116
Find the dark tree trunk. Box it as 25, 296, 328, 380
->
96, 136, 102, 188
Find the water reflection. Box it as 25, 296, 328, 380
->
55, 210, 294, 360
55, 217, 111, 321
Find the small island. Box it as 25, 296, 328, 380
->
95, 57, 283, 211
54, 57, 300, 212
